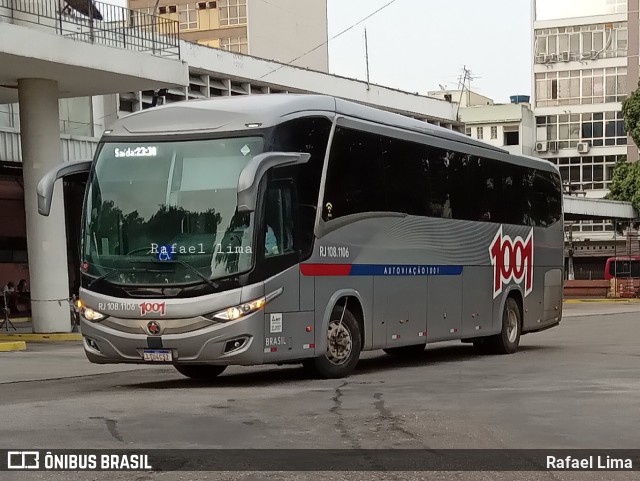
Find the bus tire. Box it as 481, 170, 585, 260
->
174, 364, 227, 380
492, 297, 521, 354
383, 344, 425, 357
303, 306, 361, 379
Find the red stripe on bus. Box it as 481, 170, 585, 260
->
300, 264, 352, 276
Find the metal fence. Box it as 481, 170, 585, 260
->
0, 0, 180, 59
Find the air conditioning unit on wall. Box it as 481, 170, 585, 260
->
535, 141, 548, 152
577, 141, 591, 154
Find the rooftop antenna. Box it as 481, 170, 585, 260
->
456, 65, 475, 120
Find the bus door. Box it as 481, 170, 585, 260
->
260, 178, 314, 361
37, 160, 92, 294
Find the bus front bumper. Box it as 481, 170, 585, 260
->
80, 312, 265, 366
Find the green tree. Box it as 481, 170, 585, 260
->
622, 81, 640, 148
605, 157, 640, 234
605, 157, 640, 210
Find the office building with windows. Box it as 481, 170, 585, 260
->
128, 0, 329, 71
531, 0, 640, 278
532, 0, 633, 258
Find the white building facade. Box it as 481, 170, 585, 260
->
460, 101, 536, 156
532, 0, 630, 240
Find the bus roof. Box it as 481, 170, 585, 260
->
105, 94, 556, 173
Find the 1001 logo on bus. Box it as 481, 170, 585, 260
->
489, 226, 534, 299
140, 302, 166, 316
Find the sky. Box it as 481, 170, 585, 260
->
326, 0, 532, 103
108, 0, 532, 103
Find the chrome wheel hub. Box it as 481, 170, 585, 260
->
507, 309, 519, 343
326, 320, 353, 365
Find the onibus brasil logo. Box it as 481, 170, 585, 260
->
489, 226, 534, 299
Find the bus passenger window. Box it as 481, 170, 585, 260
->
323, 127, 386, 220
264, 183, 294, 257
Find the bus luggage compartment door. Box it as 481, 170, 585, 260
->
427, 276, 462, 342
374, 277, 427, 348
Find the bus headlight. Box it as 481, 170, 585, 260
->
208, 297, 266, 322
81, 306, 107, 322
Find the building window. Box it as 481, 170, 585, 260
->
536, 112, 626, 149
59, 97, 93, 137
535, 67, 627, 108
465, 128, 471, 137
534, 22, 627, 62
490, 126, 497, 139
553, 154, 621, 194
0, 104, 17, 129
219, 0, 247, 26
220, 36, 248, 54
476, 127, 483, 139
504, 130, 520, 146
134, 7, 154, 27
179, 3, 198, 30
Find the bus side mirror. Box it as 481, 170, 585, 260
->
237, 152, 310, 213
37, 160, 92, 216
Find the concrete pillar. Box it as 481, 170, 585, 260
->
18, 78, 71, 333
100, 94, 118, 131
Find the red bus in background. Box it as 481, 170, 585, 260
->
604, 256, 640, 280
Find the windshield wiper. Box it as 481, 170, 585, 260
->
154, 258, 220, 290
87, 266, 138, 288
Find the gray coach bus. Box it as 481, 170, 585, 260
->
37, 94, 564, 380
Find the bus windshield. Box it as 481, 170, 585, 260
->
82, 137, 264, 286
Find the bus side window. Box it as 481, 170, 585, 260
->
322, 127, 386, 220
424, 147, 453, 219
264, 181, 295, 258
272, 117, 331, 259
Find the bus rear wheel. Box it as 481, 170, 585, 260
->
383, 344, 426, 357
303, 306, 361, 379
480, 297, 521, 355
174, 364, 227, 380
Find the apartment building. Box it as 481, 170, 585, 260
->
532, 0, 630, 237
128, 0, 329, 71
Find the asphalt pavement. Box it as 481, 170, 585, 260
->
1, 301, 639, 481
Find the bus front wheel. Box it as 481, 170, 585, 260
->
303, 306, 361, 379
174, 364, 227, 380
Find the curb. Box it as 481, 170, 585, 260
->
11, 317, 32, 324
0, 333, 82, 342
0, 341, 27, 352
564, 298, 640, 304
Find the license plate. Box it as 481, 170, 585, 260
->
143, 349, 172, 362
